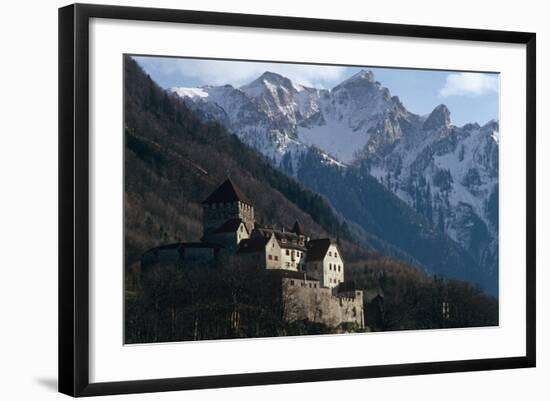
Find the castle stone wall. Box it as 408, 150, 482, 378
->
282, 278, 364, 329
203, 201, 255, 234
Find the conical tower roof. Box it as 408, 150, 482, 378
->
292, 220, 305, 236
202, 178, 252, 205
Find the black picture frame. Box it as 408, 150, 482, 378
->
58, 3, 536, 397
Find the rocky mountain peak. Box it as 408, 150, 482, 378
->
423, 104, 451, 131
482, 119, 499, 132
240, 71, 298, 98
333, 69, 377, 91
259, 71, 289, 83
349, 69, 375, 83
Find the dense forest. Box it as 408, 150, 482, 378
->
124, 56, 498, 343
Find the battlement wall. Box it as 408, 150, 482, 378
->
282, 278, 364, 329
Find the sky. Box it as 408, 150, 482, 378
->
134, 55, 499, 127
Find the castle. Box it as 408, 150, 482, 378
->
142, 178, 365, 330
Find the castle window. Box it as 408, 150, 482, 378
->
314, 284, 317, 288
329, 251, 332, 256
309, 283, 312, 288
335, 252, 338, 258
286, 249, 290, 256
290, 280, 294, 286
240, 226, 243, 232
286, 262, 290, 267
329, 263, 332, 270
268, 255, 273, 260
338, 265, 341, 272
274, 256, 278, 261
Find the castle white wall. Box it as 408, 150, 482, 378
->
265, 235, 283, 270
236, 222, 250, 244
305, 244, 344, 288
322, 244, 344, 288
279, 246, 306, 271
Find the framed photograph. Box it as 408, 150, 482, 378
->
59, 3, 536, 397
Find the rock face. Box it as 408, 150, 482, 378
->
423, 104, 451, 131
171, 69, 499, 291
365, 113, 499, 279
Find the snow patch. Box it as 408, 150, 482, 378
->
297, 121, 370, 164
170, 87, 208, 99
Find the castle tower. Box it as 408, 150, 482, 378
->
201, 178, 255, 235
291, 220, 309, 243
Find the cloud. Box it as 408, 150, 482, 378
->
134, 56, 350, 89
439, 72, 499, 98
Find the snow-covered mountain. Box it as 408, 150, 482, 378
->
173, 72, 344, 170
364, 109, 499, 277
171, 69, 499, 280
